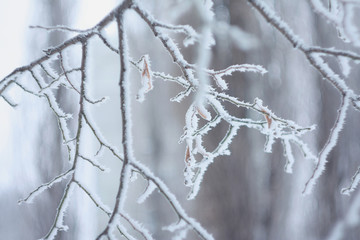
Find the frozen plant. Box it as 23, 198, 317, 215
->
1, 0, 360, 239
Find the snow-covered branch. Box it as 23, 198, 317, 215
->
303, 94, 350, 194
96, 9, 133, 240
2, 0, 360, 239
248, 0, 360, 193
309, 0, 360, 46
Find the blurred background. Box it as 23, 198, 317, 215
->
0, 0, 360, 239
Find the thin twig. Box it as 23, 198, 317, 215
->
30, 25, 89, 33
96, 7, 132, 239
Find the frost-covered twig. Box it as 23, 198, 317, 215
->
341, 167, 360, 195
29, 25, 90, 33
207, 64, 267, 90
309, 0, 342, 26
40, 67, 81, 92
303, 95, 350, 194
83, 112, 124, 160
41, 40, 89, 240
18, 169, 74, 204
247, 0, 360, 193
247, 0, 360, 100
132, 3, 197, 86
130, 0, 315, 200
96, 9, 133, 240
130, 160, 214, 240
58, 52, 106, 104
309, 0, 360, 46
307, 47, 360, 61
182, 95, 315, 199
5, 0, 360, 239
74, 180, 133, 239
29, 68, 74, 162
79, 154, 108, 172
2, 0, 216, 239
0, 0, 132, 95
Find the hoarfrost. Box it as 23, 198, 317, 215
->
338, 56, 351, 77
137, 180, 157, 204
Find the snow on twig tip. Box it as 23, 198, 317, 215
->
341, 167, 360, 195
196, 103, 212, 121
137, 180, 157, 204
163, 219, 190, 240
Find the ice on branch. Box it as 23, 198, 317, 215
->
115, 224, 137, 240
5, 0, 360, 238
196, 103, 212, 121
182, 26, 198, 47
184, 146, 197, 187
338, 56, 352, 77
282, 139, 295, 174
197, 0, 215, 25
79, 155, 110, 172
309, 0, 342, 25
30, 67, 75, 162
42, 183, 76, 240
137, 180, 157, 204
248, 0, 304, 48
163, 220, 190, 240
42, 58, 60, 79
120, 212, 154, 240
170, 86, 193, 103
341, 167, 360, 195
208, 64, 267, 90
310, 0, 360, 46
131, 160, 214, 240
303, 95, 350, 195
18, 169, 74, 204
74, 180, 112, 215
136, 55, 153, 102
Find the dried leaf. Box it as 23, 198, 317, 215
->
185, 146, 191, 165
261, 109, 272, 128
137, 55, 153, 102
142, 59, 152, 90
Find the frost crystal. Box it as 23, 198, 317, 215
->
137, 180, 157, 204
